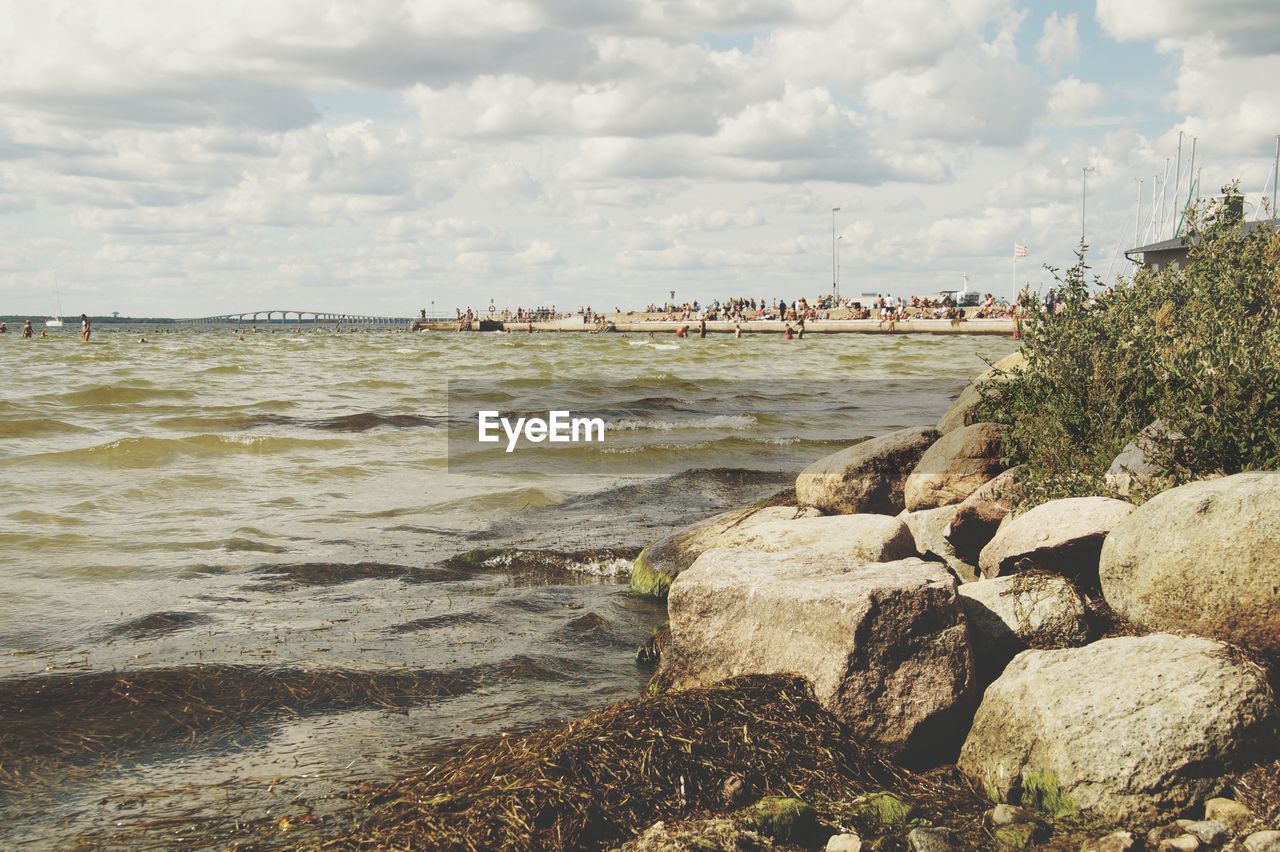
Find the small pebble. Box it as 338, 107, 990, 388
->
1205, 798, 1255, 834
907, 826, 959, 852
988, 803, 1038, 826
1079, 830, 1135, 852
826, 832, 863, 852
1183, 819, 1229, 846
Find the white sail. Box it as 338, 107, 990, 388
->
46, 281, 63, 327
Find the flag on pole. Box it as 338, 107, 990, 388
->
1014, 243, 1029, 258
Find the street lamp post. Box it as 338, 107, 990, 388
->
831, 207, 841, 297
1081, 166, 1095, 246
836, 235, 843, 299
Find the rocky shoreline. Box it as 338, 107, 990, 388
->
623, 351, 1280, 851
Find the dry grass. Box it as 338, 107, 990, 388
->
313, 674, 996, 850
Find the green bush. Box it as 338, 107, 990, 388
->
978, 188, 1280, 507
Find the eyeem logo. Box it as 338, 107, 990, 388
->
477, 410, 606, 453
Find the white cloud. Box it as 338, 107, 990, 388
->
1096, 0, 1280, 154
1037, 12, 1079, 70
1, 0, 1278, 315
1046, 77, 1106, 126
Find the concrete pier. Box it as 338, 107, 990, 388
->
413, 315, 1016, 335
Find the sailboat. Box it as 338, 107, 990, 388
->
46, 283, 63, 327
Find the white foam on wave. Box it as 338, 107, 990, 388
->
609, 414, 757, 432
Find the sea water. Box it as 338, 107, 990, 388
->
0, 324, 1014, 845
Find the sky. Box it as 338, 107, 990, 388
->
2, 0, 1279, 318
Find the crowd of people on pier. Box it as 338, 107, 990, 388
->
442, 287, 1038, 329
638, 291, 1020, 324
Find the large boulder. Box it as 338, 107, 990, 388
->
659, 549, 974, 766
945, 466, 1023, 561
958, 575, 1090, 683
796, 427, 940, 515
978, 497, 1134, 580
900, 505, 978, 582
958, 634, 1277, 823
630, 505, 821, 598
904, 423, 1006, 512
1099, 472, 1280, 656
715, 514, 917, 563
936, 351, 1025, 434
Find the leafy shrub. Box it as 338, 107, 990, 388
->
978, 188, 1280, 507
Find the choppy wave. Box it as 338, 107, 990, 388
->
0, 417, 93, 438
58, 384, 196, 406
29, 434, 348, 468
608, 414, 756, 431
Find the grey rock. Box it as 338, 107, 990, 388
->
1183, 820, 1229, 846
936, 351, 1025, 434
1098, 471, 1280, 656
796, 427, 940, 515
1104, 419, 1179, 498
630, 505, 821, 597
977, 496, 1134, 579
959, 574, 1090, 683
958, 634, 1277, 823
945, 465, 1024, 561
826, 833, 863, 852
907, 826, 959, 851
1079, 830, 1136, 852
900, 505, 978, 582
904, 423, 1006, 511
1204, 797, 1255, 834
1158, 835, 1201, 852
715, 514, 918, 563
659, 549, 974, 766
1244, 831, 1280, 852
987, 803, 1039, 826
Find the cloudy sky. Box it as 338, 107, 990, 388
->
2, 0, 1279, 318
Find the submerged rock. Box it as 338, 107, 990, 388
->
795, 427, 940, 515
958, 574, 1090, 684
977, 496, 1134, 580
659, 548, 974, 766
904, 423, 1005, 512
958, 633, 1277, 823
629, 505, 821, 598
1099, 471, 1280, 656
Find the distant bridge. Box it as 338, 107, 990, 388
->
179, 310, 415, 326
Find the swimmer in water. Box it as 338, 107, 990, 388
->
698, 318, 707, 338
784, 323, 794, 340
22, 320, 34, 338
733, 323, 742, 338
80, 314, 91, 342
675, 324, 689, 338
